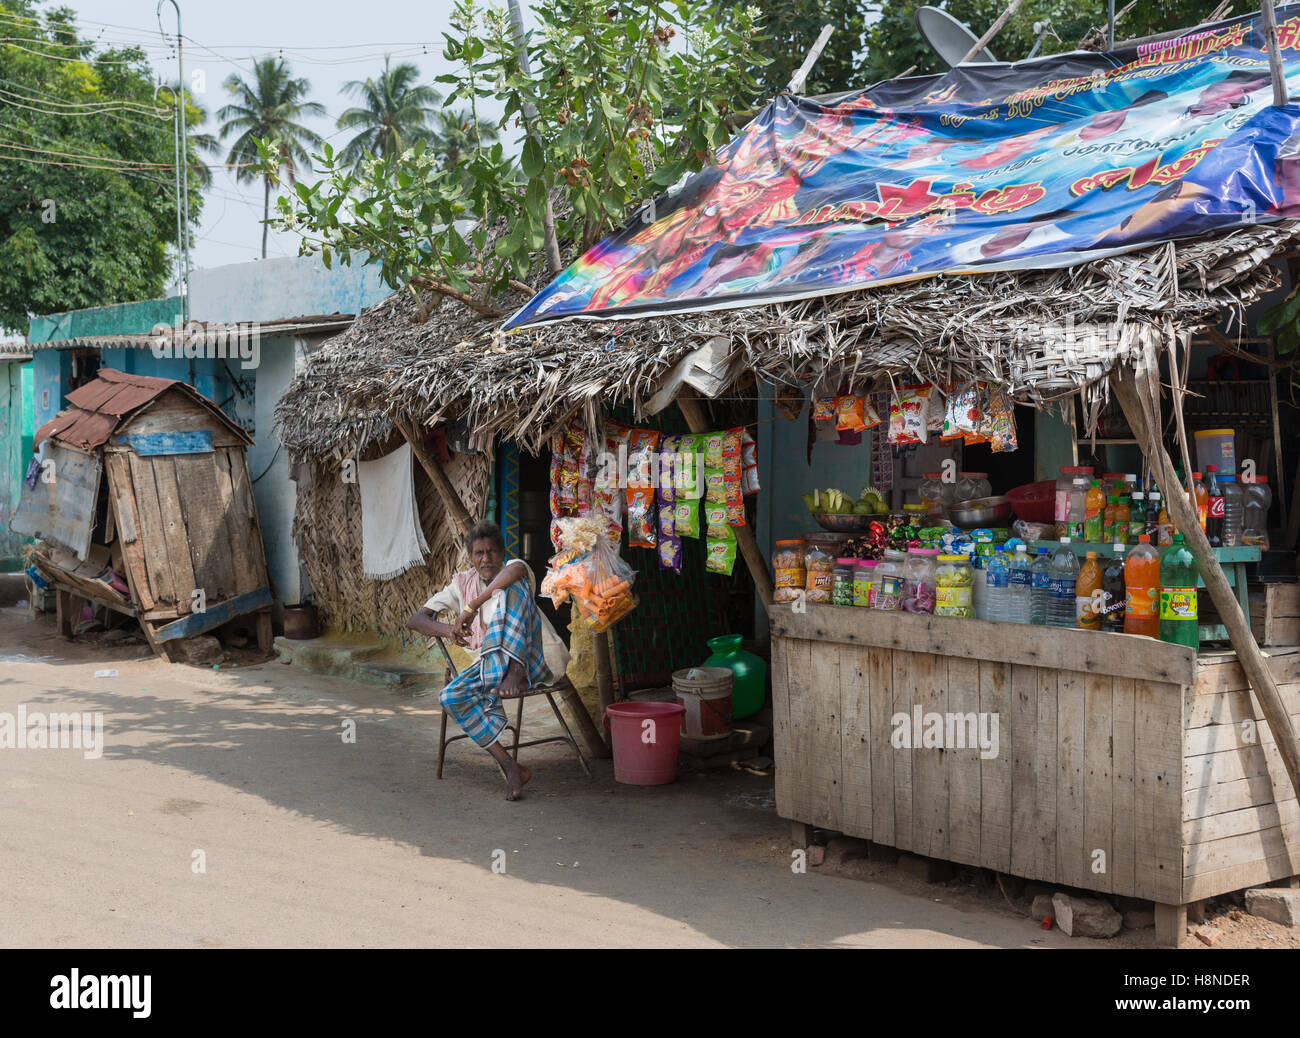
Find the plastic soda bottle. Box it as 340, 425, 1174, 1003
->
1030, 548, 1051, 626
1127, 492, 1146, 546
1123, 535, 1160, 638
1083, 480, 1105, 542
1191, 472, 1208, 532
1156, 500, 1174, 547
1204, 465, 1224, 548
1145, 489, 1161, 542
1114, 495, 1131, 546
1076, 551, 1103, 630
1158, 533, 1199, 651
1048, 538, 1081, 628
1101, 545, 1126, 633
1102, 496, 1117, 543
1242, 476, 1272, 548
1067, 479, 1088, 540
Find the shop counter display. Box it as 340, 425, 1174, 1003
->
769, 605, 1300, 947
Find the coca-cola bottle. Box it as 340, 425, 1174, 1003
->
1204, 465, 1224, 548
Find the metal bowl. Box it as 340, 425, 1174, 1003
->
812, 513, 877, 533
944, 495, 1013, 529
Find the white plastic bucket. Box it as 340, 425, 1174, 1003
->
1194, 428, 1235, 476
672, 666, 733, 740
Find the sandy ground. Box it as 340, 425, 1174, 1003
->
0, 575, 1292, 949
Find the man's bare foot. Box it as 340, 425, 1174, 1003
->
505, 762, 532, 801
495, 659, 528, 698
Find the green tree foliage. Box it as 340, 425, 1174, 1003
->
0, 0, 205, 334
862, 0, 1235, 83
266, 0, 767, 318
722, 0, 869, 96
217, 57, 324, 258
336, 58, 442, 172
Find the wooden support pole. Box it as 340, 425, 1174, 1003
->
1111, 365, 1300, 806
592, 628, 615, 750
675, 388, 775, 615
787, 24, 834, 93
394, 418, 474, 537
961, 0, 1027, 64
1261, 0, 1290, 106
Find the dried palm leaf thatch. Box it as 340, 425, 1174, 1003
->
291, 444, 491, 635
278, 220, 1300, 458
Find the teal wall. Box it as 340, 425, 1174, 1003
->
1, 360, 33, 569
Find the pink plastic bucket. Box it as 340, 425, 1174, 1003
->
603, 702, 685, 785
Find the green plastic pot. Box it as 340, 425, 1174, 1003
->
703, 634, 766, 720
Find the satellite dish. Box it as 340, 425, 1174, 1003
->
915, 5, 996, 68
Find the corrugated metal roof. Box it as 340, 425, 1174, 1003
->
35, 368, 252, 451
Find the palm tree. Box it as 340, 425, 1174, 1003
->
430, 108, 500, 169
217, 58, 324, 258
336, 58, 440, 172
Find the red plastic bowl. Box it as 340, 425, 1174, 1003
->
1006, 480, 1055, 524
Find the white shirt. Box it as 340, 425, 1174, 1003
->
424, 558, 572, 679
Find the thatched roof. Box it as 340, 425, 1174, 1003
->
277, 219, 1300, 459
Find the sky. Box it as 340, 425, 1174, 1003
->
62, 0, 506, 271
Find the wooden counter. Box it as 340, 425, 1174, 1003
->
769, 606, 1300, 946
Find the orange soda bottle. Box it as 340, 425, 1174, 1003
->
1076, 551, 1103, 630
1123, 535, 1160, 638
1191, 473, 1208, 532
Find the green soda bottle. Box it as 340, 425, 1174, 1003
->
1158, 533, 1199, 651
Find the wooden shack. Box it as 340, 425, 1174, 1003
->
15, 369, 272, 661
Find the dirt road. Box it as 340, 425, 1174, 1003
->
1, 587, 1077, 948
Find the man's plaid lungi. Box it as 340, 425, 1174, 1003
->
439, 581, 553, 748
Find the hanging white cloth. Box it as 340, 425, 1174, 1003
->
358, 443, 429, 580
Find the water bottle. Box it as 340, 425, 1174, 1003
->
1242, 477, 1272, 548
973, 538, 992, 620
1048, 537, 1081, 628
1009, 544, 1032, 624
1030, 548, 1051, 625
1220, 473, 1244, 547
985, 544, 1011, 623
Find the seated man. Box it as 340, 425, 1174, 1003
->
407, 520, 569, 801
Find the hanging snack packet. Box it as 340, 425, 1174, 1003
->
704, 466, 727, 505
658, 435, 681, 505
705, 502, 730, 539
942, 380, 980, 440
627, 487, 657, 549
981, 383, 1019, 452
706, 526, 738, 575
704, 430, 726, 469
674, 498, 701, 538
723, 427, 744, 506
926, 384, 946, 436
596, 419, 632, 547
740, 429, 760, 496
658, 502, 677, 539
812, 396, 837, 422
888, 384, 930, 445
675, 434, 704, 500
658, 534, 683, 574
835, 395, 867, 431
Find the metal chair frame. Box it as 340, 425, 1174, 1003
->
432, 634, 591, 780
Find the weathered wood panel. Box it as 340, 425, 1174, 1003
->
769, 621, 1294, 910
947, 656, 982, 868
839, 644, 872, 840
979, 660, 1011, 875
148, 455, 200, 608
9, 444, 101, 559
172, 452, 237, 603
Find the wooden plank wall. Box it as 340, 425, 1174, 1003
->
1181, 647, 1300, 902
103, 445, 268, 613
772, 634, 1185, 905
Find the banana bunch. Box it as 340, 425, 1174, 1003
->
801, 487, 889, 515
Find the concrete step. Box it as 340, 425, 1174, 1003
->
275, 635, 444, 695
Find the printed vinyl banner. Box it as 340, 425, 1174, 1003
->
506, 7, 1300, 330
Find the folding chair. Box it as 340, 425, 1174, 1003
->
432, 635, 592, 779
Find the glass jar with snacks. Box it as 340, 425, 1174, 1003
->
873, 548, 907, 610
902, 547, 939, 614
956, 471, 992, 503
832, 558, 856, 606
804, 542, 835, 603
772, 539, 806, 603
919, 473, 947, 516
935, 554, 975, 617
853, 559, 876, 607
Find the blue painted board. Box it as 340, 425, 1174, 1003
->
154, 585, 271, 642
119, 431, 213, 455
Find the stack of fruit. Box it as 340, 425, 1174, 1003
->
801, 487, 889, 516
